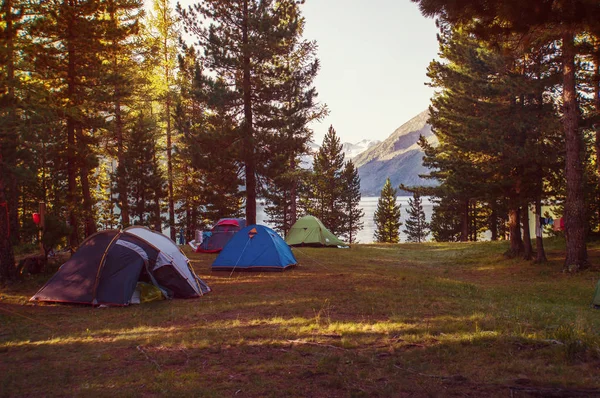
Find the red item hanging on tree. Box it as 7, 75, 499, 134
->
32, 213, 41, 225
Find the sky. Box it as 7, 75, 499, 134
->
170, 0, 440, 145
300, 0, 439, 144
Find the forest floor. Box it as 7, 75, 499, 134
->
2, 238, 600, 397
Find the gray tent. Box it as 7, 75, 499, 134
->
30, 227, 210, 306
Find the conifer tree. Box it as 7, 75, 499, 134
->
122, 113, 166, 228
412, 0, 600, 271
180, 70, 244, 224
31, 0, 109, 246
422, 23, 559, 254
311, 125, 346, 235
97, 160, 118, 230
403, 191, 429, 243
340, 160, 364, 243
179, 0, 305, 225
0, 0, 28, 246
262, 155, 309, 235
173, 45, 207, 239
102, 0, 145, 229
374, 178, 402, 243
260, 18, 327, 234
0, 151, 16, 281
146, 0, 178, 239
429, 195, 463, 242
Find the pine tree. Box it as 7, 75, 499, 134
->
429, 195, 463, 242
180, 70, 244, 224
340, 160, 363, 243
374, 178, 401, 243
102, 0, 145, 229
411, 0, 600, 271
172, 45, 208, 240
97, 159, 119, 230
403, 191, 429, 243
422, 23, 559, 254
311, 125, 346, 235
32, 0, 109, 247
179, 0, 305, 225
122, 113, 166, 229
263, 155, 309, 235
146, 0, 179, 239
260, 17, 327, 234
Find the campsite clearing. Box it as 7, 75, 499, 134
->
2, 238, 600, 397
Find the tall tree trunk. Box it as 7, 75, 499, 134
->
242, 0, 256, 225
562, 31, 588, 272
505, 207, 524, 258
109, 7, 130, 229
153, 153, 162, 232
594, 48, 600, 231
66, 4, 79, 250
167, 98, 175, 239
535, 197, 547, 263
290, 158, 297, 226
78, 129, 96, 237
184, 164, 191, 241
4, 0, 19, 244
460, 198, 468, 242
490, 205, 498, 241
522, 204, 532, 260
115, 98, 129, 228
163, 15, 175, 241
0, 150, 16, 282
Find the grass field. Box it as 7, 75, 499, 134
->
2, 238, 600, 397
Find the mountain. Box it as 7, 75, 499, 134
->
300, 139, 380, 169
343, 139, 381, 160
353, 109, 438, 196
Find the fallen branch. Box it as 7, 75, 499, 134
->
287, 339, 348, 351
137, 345, 162, 372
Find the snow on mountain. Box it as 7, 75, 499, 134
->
354, 109, 439, 196
300, 139, 380, 169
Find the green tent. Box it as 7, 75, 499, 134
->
285, 215, 348, 247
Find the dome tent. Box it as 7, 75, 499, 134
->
212, 225, 297, 272
197, 218, 246, 253
30, 226, 210, 306
285, 215, 348, 247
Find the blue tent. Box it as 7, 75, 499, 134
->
212, 225, 297, 272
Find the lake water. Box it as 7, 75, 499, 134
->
257, 196, 434, 244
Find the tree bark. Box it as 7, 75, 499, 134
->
163, 5, 175, 241
153, 153, 162, 233
115, 96, 129, 228
490, 205, 498, 241
4, 0, 19, 244
290, 158, 297, 228
460, 198, 469, 242
0, 149, 17, 282
109, 7, 130, 229
78, 128, 97, 238
594, 48, 600, 231
505, 207, 524, 258
562, 31, 588, 272
535, 197, 547, 263
242, 0, 256, 225
66, 1, 79, 250
522, 205, 532, 260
